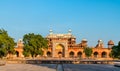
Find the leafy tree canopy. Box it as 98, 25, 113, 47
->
0, 29, 15, 58
23, 33, 48, 57
83, 47, 93, 58
111, 41, 120, 59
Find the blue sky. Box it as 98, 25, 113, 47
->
0, 0, 120, 47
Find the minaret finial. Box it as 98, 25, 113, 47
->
68, 29, 72, 34
49, 25, 53, 34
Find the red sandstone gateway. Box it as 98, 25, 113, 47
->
14, 30, 113, 60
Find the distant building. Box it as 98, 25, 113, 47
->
15, 30, 114, 59
14, 39, 24, 57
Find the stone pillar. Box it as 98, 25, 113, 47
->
74, 51, 77, 57
82, 53, 86, 58
98, 52, 101, 58
52, 43, 55, 57
64, 42, 68, 58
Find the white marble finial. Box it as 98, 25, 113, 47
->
68, 29, 72, 34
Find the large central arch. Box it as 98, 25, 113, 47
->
55, 44, 65, 57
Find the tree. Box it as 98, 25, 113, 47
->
83, 47, 93, 58
23, 33, 48, 57
0, 29, 15, 58
110, 41, 120, 59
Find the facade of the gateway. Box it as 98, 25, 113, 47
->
15, 30, 114, 59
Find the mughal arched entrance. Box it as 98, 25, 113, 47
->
77, 51, 82, 58
15, 51, 19, 57
69, 51, 74, 58
93, 52, 98, 58
101, 52, 107, 58
55, 44, 65, 57
47, 51, 52, 57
